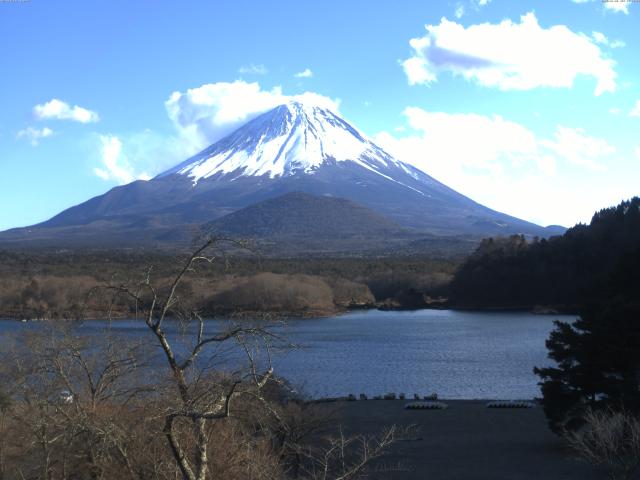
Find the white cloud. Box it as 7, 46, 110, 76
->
93, 135, 150, 184
540, 126, 615, 171
573, 0, 632, 14
165, 80, 339, 152
635, 146, 640, 159
402, 50, 437, 85
609, 107, 622, 115
402, 12, 617, 96
604, 1, 629, 14
96, 81, 340, 182
294, 68, 314, 78
238, 63, 268, 75
33, 98, 99, 123
375, 108, 546, 186
592, 31, 626, 48
16, 126, 53, 146
630, 100, 640, 117
458, 0, 490, 17
592, 31, 607, 44
374, 107, 618, 226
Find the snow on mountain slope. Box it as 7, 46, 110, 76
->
0, 99, 564, 250
159, 101, 421, 186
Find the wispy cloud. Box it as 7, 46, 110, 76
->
572, 0, 632, 14
294, 68, 313, 78
629, 100, 640, 117
33, 98, 99, 123
93, 135, 150, 184
376, 107, 616, 174
375, 108, 618, 226
604, 1, 630, 14
375, 108, 546, 180
540, 126, 614, 171
458, 0, 491, 18
376, 109, 613, 183
238, 63, 268, 75
17, 126, 53, 146
592, 31, 626, 48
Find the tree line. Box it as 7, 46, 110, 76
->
449, 197, 640, 311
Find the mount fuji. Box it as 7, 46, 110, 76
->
0, 101, 563, 252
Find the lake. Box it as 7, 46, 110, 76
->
0, 309, 575, 400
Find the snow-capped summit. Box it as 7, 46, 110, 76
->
159, 101, 417, 183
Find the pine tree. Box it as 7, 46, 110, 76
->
535, 301, 640, 433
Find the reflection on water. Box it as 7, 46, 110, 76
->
0, 309, 575, 399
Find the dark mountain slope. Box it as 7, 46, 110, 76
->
205, 191, 404, 238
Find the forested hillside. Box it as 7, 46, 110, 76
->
449, 197, 640, 310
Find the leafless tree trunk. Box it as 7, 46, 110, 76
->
99, 238, 277, 480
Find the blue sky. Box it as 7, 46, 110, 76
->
1, 0, 638, 230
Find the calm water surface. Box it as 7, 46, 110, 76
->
0, 309, 576, 399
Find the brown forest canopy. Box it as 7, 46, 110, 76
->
0, 253, 457, 320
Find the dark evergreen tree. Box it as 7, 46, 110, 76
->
440, 197, 640, 433
535, 301, 640, 433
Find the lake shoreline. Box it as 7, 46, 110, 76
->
0, 302, 578, 323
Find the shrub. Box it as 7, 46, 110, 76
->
566, 408, 640, 480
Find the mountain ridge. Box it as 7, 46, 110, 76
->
0, 101, 565, 251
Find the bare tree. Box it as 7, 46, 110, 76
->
1, 328, 155, 480
99, 238, 279, 480
566, 408, 640, 480
0, 386, 11, 480
298, 425, 411, 480
0, 238, 405, 480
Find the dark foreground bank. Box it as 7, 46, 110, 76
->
320, 400, 601, 480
